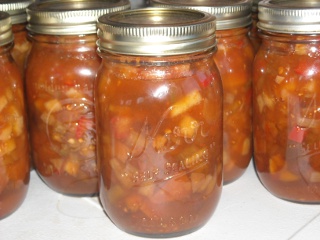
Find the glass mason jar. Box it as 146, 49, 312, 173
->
249, 0, 262, 53
151, 0, 254, 184
0, 0, 33, 75
253, 0, 320, 203
0, 12, 30, 219
25, 0, 130, 196
96, 8, 223, 237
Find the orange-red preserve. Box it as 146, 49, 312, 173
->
96, 8, 223, 237
24, 0, 130, 195
0, 11, 30, 219
253, 0, 320, 203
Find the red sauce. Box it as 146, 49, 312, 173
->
0, 42, 30, 219
253, 32, 320, 202
25, 34, 99, 195
214, 27, 254, 183
96, 51, 223, 236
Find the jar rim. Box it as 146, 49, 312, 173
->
0, 11, 13, 46
149, 0, 252, 30
97, 7, 217, 56
0, 0, 33, 24
26, 0, 131, 35
258, 0, 320, 34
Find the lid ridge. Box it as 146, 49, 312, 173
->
0, 11, 13, 46
101, 22, 215, 38
258, 0, 320, 34
27, 0, 130, 35
150, 0, 252, 29
0, 0, 33, 24
97, 8, 217, 56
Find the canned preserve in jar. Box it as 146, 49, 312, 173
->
25, 0, 130, 195
151, 0, 255, 184
253, 0, 320, 203
0, 11, 30, 219
96, 8, 223, 237
0, 0, 33, 74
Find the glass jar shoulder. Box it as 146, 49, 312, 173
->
26, 35, 101, 95
254, 38, 320, 95
215, 27, 254, 59
96, 51, 223, 112
27, 34, 99, 63
214, 27, 254, 88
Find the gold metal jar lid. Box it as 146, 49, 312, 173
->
97, 8, 217, 56
0, 11, 13, 46
0, 0, 33, 25
150, 0, 252, 30
258, 0, 320, 34
26, 0, 130, 35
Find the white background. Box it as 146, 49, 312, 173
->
1, 162, 320, 240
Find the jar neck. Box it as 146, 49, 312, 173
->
27, 33, 97, 45
259, 30, 320, 55
98, 47, 217, 66
216, 26, 250, 39
259, 30, 320, 45
12, 23, 27, 34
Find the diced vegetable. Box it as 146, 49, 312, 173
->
0, 96, 8, 113
190, 172, 206, 193
309, 172, 320, 183
153, 134, 168, 152
279, 170, 299, 182
44, 99, 63, 113
275, 75, 285, 84
269, 154, 285, 173
110, 158, 135, 189
0, 138, 16, 157
204, 174, 216, 196
178, 115, 199, 139
170, 90, 202, 118
241, 137, 251, 156
107, 185, 126, 204
12, 116, 24, 136
111, 115, 132, 140
152, 175, 192, 203
124, 194, 144, 213
138, 183, 155, 197
63, 160, 80, 177
0, 123, 12, 141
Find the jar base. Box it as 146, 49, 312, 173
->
122, 225, 203, 239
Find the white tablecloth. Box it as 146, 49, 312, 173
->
1, 161, 320, 240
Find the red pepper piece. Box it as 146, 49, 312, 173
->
196, 72, 211, 88
76, 116, 93, 139
288, 126, 306, 143
294, 61, 310, 76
